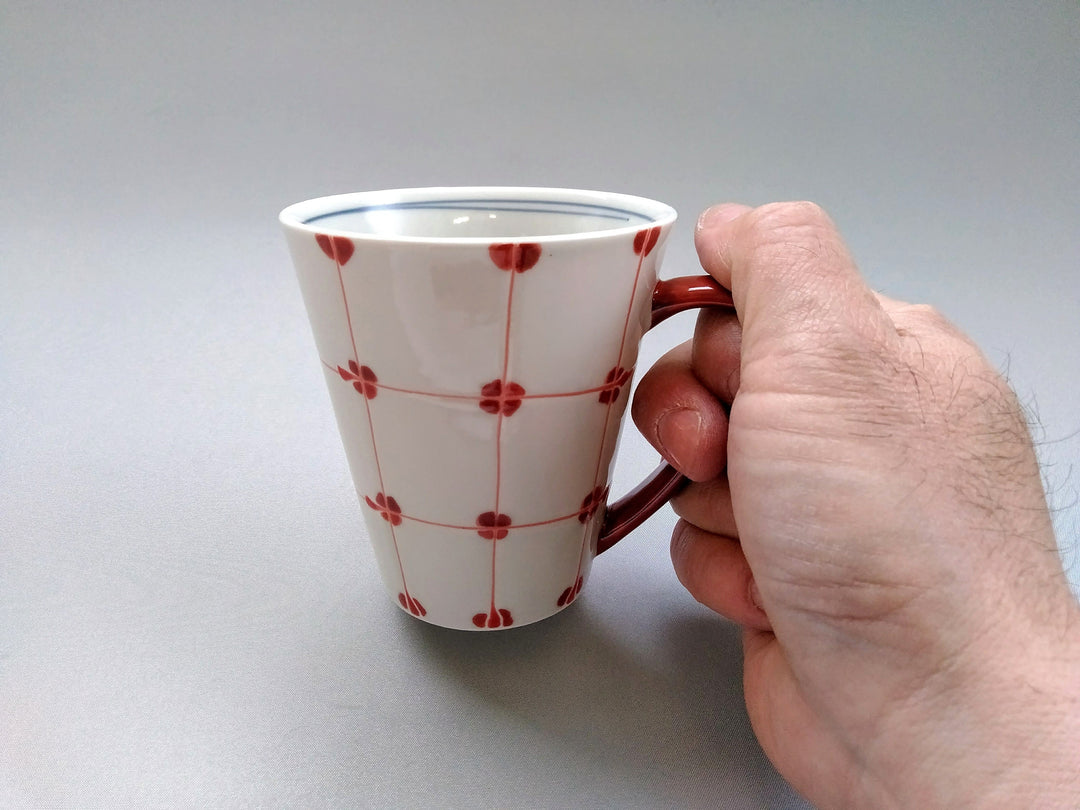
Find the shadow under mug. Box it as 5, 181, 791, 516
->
280, 187, 734, 630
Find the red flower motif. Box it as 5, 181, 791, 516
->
578, 485, 609, 523
489, 242, 542, 273
479, 379, 526, 416
633, 226, 661, 257
315, 233, 355, 265
364, 492, 402, 525
337, 360, 378, 398
473, 607, 514, 628
398, 592, 427, 617
557, 576, 584, 607
476, 511, 512, 540
598, 366, 632, 404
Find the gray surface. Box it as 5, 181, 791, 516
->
2, 1, 1078, 807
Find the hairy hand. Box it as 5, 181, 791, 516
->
633, 202, 1080, 808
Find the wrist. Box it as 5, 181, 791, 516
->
996, 624, 1080, 808
875, 605, 1080, 808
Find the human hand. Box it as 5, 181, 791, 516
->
631, 202, 1080, 808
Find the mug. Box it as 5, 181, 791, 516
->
280, 187, 733, 630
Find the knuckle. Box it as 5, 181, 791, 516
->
906, 303, 942, 319
903, 303, 955, 333
739, 201, 842, 267
746, 200, 833, 235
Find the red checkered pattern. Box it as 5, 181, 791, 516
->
315, 227, 662, 627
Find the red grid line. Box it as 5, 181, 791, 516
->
320, 361, 630, 402
488, 264, 516, 620
336, 256, 360, 368
398, 509, 584, 532
334, 250, 422, 615
568, 231, 655, 597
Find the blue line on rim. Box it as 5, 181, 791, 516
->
301, 197, 655, 225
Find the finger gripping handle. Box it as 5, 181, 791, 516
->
595, 275, 735, 555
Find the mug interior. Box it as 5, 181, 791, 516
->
280, 188, 675, 241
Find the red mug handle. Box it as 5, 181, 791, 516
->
596, 275, 735, 555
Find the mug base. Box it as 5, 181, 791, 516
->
390, 593, 582, 631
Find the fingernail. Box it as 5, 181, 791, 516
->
696, 204, 744, 232
656, 408, 703, 474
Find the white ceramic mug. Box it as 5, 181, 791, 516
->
281, 188, 733, 630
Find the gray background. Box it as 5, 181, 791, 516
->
3, 1, 1078, 807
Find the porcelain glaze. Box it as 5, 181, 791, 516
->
281, 188, 732, 630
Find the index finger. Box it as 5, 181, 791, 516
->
694, 202, 898, 362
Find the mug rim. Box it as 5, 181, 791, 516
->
278, 186, 678, 245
